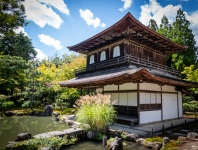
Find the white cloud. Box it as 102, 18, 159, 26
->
79, 9, 106, 28
35, 48, 48, 60
119, 0, 133, 12
139, 0, 181, 26
15, 27, 29, 37
38, 0, 69, 15
23, 0, 69, 28
38, 34, 63, 50
186, 11, 198, 46
139, 0, 198, 46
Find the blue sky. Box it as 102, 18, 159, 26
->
16, 0, 198, 60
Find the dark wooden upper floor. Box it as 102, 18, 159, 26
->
75, 39, 179, 76
67, 13, 186, 77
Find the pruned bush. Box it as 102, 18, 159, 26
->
74, 93, 116, 130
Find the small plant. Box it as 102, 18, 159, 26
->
4, 136, 78, 150
74, 93, 116, 130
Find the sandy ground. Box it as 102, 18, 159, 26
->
178, 139, 198, 150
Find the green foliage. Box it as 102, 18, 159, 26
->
4, 136, 78, 150
145, 136, 163, 142
183, 95, 194, 103
167, 9, 197, 72
0, 55, 27, 97
148, 19, 158, 31
148, 9, 197, 74
2, 101, 14, 108
0, 0, 26, 37
75, 94, 116, 130
21, 100, 41, 108
0, 33, 37, 60
183, 98, 198, 118
54, 98, 69, 114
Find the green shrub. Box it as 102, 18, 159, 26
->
75, 93, 116, 130
4, 136, 78, 150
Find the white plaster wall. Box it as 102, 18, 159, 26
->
140, 110, 161, 124
178, 91, 183, 117
128, 93, 137, 106
162, 85, 176, 92
156, 93, 161, 104
119, 93, 127, 105
119, 83, 137, 90
140, 83, 161, 91
162, 94, 178, 120
140, 93, 146, 104
96, 88, 103, 93
111, 93, 119, 105
104, 85, 118, 91
140, 93, 161, 104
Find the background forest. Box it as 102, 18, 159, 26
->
0, 0, 197, 113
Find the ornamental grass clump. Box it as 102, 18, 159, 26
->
74, 93, 116, 130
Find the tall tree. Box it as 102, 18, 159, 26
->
148, 19, 158, 31
0, 55, 27, 98
22, 60, 42, 109
158, 15, 172, 39
0, 32, 37, 60
0, 0, 26, 37
169, 9, 197, 72
0, 0, 37, 60
158, 15, 173, 67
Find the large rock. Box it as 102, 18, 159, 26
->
162, 137, 170, 147
144, 141, 155, 149
136, 138, 145, 146
125, 133, 138, 141
153, 142, 162, 150
6, 141, 17, 148
187, 132, 198, 139
15, 133, 31, 142
43, 105, 53, 116
109, 137, 123, 150
4, 111, 16, 116
87, 130, 98, 140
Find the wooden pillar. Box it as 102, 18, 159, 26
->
109, 47, 111, 59
124, 42, 127, 56
137, 82, 140, 125
177, 90, 179, 118
118, 85, 120, 105
161, 85, 163, 121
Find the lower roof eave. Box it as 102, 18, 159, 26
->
59, 68, 198, 89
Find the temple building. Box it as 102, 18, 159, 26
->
59, 13, 198, 125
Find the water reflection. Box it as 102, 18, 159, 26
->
0, 116, 148, 150
0, 116, 68, 149
63, 140, 148, 150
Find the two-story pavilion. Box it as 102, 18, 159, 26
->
59, 13, 198, 125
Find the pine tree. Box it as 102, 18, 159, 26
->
148, 19, 158, 31
169, 8, 197, 72
158, 15, 172, 39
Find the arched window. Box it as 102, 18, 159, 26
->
89, 55, 94, 64
113, 46, 120, 57
100, 51, 106, 61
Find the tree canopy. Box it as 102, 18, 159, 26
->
148, 8, 197, 73
0, 0, 26, 37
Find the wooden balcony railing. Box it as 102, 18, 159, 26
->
75, 54, 179, 76
126, 54, 179, 75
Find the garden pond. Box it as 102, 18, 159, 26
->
0, 116, 147, 150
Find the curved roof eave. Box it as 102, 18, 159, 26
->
67, 12, 187, 53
